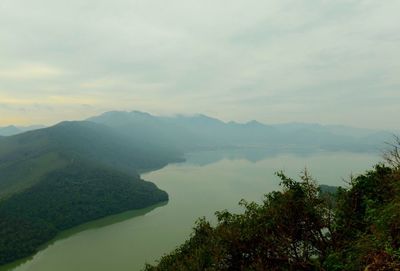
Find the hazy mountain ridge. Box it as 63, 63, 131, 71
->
0, 111, 393, 266
0, 125, 46, 136
88, 111, 392, 152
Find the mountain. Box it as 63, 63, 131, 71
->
0, 125, 45, 136
0, 121, 181, 264
88, 111, 392, 152
0, 111, 392, 265
88, 111, 216, 151
0, 121, 182, 197
0, 125, 21, 136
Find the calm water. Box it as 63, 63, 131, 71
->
1, 149, 380, 271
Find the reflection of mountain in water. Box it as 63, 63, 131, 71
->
182, 147, 378, 166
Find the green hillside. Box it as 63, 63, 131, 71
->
0, 121, 180, 265
0, 162, 168, 264
0, 121, 182, 198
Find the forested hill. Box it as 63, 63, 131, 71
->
0, 121, 180, 265
0, 162, 168, 265
88, 110, 391, 152
0, 121, 182, 197
145, 145, 400, 270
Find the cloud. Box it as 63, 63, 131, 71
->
0, 0, 399, 128
0, 93, 96, 106
0, 63, 62, 79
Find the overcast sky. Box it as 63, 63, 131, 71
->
0, 0, 399, 129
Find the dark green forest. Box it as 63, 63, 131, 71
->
0, 121, 178, 265
145, 142, 400, 270
0, 162, 168, 264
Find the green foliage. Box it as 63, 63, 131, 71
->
145, 164, 400, 270
0, 161, 168, 265
0, 120, 181, 265
0, 121, 182, 198
329, 164, 400, 270
146, 170, 332, 270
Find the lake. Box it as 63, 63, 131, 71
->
0, 149, 381, 271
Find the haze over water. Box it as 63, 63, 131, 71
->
1, 149, 380, 271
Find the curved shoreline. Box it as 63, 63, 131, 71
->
0, 202, 167, 271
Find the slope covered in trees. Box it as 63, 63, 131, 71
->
0, 121, 182, 197
0, 121, 179, 265
145, 144, 400, 270
0, 162, 168, 265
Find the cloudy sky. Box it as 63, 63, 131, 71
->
0, 0, 399, 129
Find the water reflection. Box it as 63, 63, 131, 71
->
182, 147, 379, 166
0, 150, 381, 271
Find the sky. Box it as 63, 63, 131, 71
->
0, 0, 399, 129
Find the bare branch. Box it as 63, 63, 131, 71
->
383, 134, 400, 169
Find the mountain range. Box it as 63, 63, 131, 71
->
88, 111, 393, 152
2, 111, 392, 153
0, 110, 395, 265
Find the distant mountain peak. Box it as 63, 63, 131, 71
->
0, 124, 46, 137
90, 110, 156, 120
245, 120, 264, 126
130, 110, 152, 115
192, 114, 225, 123
0, 125, 22, 136
55, 120, 89, 127
98, 110, 129, 117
